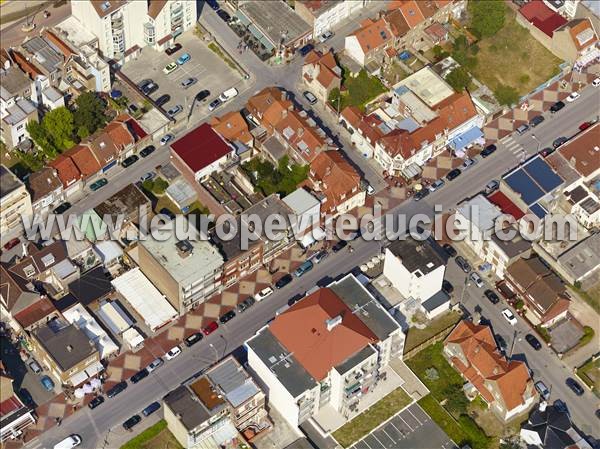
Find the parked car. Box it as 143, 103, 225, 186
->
313, 250, 328, 264
550, 101, 565, 113
208, 98, 222, 111
294, 260, 314, 277
142, 402, 161, 417
442, 280, 454, 295
237, 296, 255, 313
88, 396, 104, 410
165, 43, 182, 55
442, 243, 457, 257
167, 104, 183, 118
501, 308, 517, 325
579, 121, 592, 131
535, 380, 551, 400
495, 334, 507, 353
121, 155, 139, 168
140, 172, 155, 182
366, 184, 375, 195
485, 180, 500, 194
553, 136, 568, 148
413, 188, 429, 201
455, 256, 471, 273
566, 92, 580, 102
484, 289, 500, 304
146, 358, 163, 373
480, 144, 497, 158
106, 381, 127, 398
202, 320, 219, 335
303, 91, 317, 105
163, 62, 178, 75
275, 274, 293, 289
53, 435, 82, 449
593, 77, 600, 87
196, 90, 210, 102
525, 333, 542, 350
89, 178, 108, 191
123, 415, 141, 431
207, 0, 219, 10
219, 310, 236, 324
184, 332, 203, 347
529, 115, 545, 127
181, 77, 197, 89
429, 179, 445, 192
319, 30, 334, 42
130, 368, 149, 384
53, 202, 71, 214
143, 82, 159, 96
446, 168, 461, 181
140, 145, 155, 157
554, 399, 568, 415
516, 123, 530, 135
565, 377, 584, 396
3, 238, 20, 250
219, 87, 238, 102
176, 53, 191, 65
160, 134, 174, 145
255, 287, 274, 301
332, 240, 348, 252
17, 389, 34, 409
155, 94, 171, 107
29, 360, 42, 374
288, 293, 304, 306
460, 158, 477, 170
165, 346, 182, 360
299, 44, 314, 57
159, 208, 176, 220
540, 147, 554, 157
216, 9, 231, 22
470, 272, 484, 288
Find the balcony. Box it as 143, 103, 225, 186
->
111, 13, 124, 31
144, 22, 156, 45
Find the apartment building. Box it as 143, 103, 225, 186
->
0, 59, 36, 150
0, 165, 33, 239
26, 167, 64, 216
245, 274, 403, 429
295, 0, 367, 37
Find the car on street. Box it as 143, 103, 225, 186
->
106, 381, 127, 398
540, 147, 554, 157
318, 30, 334, 43
566, 92, 580, 102
165, 346, 182, 360
288, 293, 304, 306
160, 134, 175, 145
275, 274, 293, 289
516, 123, 529, 135
121, 155, 139, 168
470, 272, 484, 288
485, 180, 500, 193
196, 90, 210, 102
554, 399, 568, 415
140, 172, 155, 182
480, 144, 497, 158
181, 77, 197, 88
176, 53, 191, 65
550, 100, 565, 113
565, 377, 584, 396
203, 320, 219, 335
237, 296, 255, 313
525, 333, 542, 350
140, 145, 155, 157
167, 104, 183, 118
217, 9, 231, 22
455, 256, 471, 273
535, 380, 551, 401
495, 334, 507, 353
299, 44, 314, 57
484, 289, 500, 304
165, 43, 182, 55
53, 435, 82, 449
3, 238, 20, 250
88, 396, 104, 410
53, 202, 71, 214
123, 415, 141, 431
163, 62, 178, 75
142, 402, 161, 417
294, 260, 314, 277
442, 280, 454, 295
501, 308, 517, 325
303, 91, 317, 105
130, 368, 149, 384
579, 121, 592, 131
446, 168, 461, 181
89, 178, 108, 191
255, 287, 274, 301
208, 98, 222, 111
207, 0, 219, 10
442, 243, 457, 257
146, 358, 163, 373
29, 360, 42, 374
313, 250, 328, 264
143, 82, 159, 96
184, 332, 203, 347
593, 77, 600, 87
332, 240, 348, 252
413, 188, 429, 201
529, 115, 545, 127
219, 310, 236, 324
138, 79, 152, 89
461, 158, 477, 170
366, 184, 375, 195
429, 179, 445, 192
155, 94, 171, 107
553, 136, 568, 148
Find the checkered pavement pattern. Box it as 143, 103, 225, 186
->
420, 147, 481, 182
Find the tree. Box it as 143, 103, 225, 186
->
42, 107, 75, 150
432, 45, 449, 61
74, 91, 107, 136
328, 87, 343, 111
468, 0, 506, 38
445, 67, 471, 92
26, 120, 58, 158
494, 84, 520, 106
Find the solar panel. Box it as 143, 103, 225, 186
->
529, 203, 548, 219
504, 169, 545, 205
523, 157, 563, 193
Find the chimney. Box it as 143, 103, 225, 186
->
66, 345, 73, 352
538, 401, 547, 412
297, 127, 304, 137
325, 315, 343, 331
21, 242, 28, 257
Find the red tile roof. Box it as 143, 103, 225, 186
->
350, 18, 394, 54
43, 30, 75, 57
210, 111, 252, 145
341, 107, 387, 144
487, 191, 526, 220
567, 18, 598, 51
171, 123, 233, 173
147, 0, 168, 19
49, 155, 82, 188
65, 145, 101, 178
398, 0, 427, 28
13, 296, 56, 329
519, 0, 567, 37
304, 50, 341, 89
269, 287, 378, 380
275, 110, 325, 162
558, 122, 599, 178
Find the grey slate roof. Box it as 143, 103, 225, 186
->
335, 345, 375, 375
163, 385, 210, 431
206, 357, 260, 407
387, 239, 446, 275
34, 319, 96, 371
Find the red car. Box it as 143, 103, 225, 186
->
202, 321, 219, 336
579, 121, 592, 131
3, 238, 20, 250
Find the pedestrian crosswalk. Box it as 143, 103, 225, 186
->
500, 135, 527, 161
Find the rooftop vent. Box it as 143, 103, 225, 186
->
100, 1, 111, 11
325, 315, 343, 331
175, 240, 193, 258
66, 344, 73, 352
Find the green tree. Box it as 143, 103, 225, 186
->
26, 120, 58, 158
42, 107, 75, 150
468, 0, 506, 38
445, 67, 471, 92
494, 84, 520, 106
432, 44, 449, 61
74, 91, 107, 136
152, 178, 169, 194
328, 87, 343, 110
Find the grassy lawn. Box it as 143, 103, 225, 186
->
577, 358, 599, 396
571, 283, 600, 314
470, 9, 562, 96
331, 69, 387, 111
383, 61, 409, 85
241, 156, 308, 196
121, 420, 183, 449
404, 311, 462, 354
332, 387, 412, 448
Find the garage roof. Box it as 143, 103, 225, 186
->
170, 123, 233, 174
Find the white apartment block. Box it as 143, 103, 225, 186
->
0, 165, 33, 239
295, 0, 367, 37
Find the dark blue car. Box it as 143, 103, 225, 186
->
142, 401, 161, 417
299, 44, 314, 57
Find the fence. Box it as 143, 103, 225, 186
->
518, 61, 571, 104
403, 310, 464, 360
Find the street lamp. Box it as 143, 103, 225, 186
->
531, 133, 541, 154
208, 343, 218, 364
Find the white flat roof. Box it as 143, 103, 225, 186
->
62, 303, 119, 359
393, 67, 454, 108
111, 268, 178, 332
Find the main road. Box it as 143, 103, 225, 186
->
30, 81, 600, 448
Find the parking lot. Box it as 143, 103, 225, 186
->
351, 403, 457, 449
122, 30, 244, 121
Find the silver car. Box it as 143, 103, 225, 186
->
167, 105, 183, 117
180, 77, 197, 89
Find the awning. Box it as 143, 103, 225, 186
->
123, 327, 144, 348
85, 361, 104, 377
235, 10, 251, 26
449, 126, 484, 151
68, 369, 89, 387
300, 227, 326, 248
402, 163, 422, 179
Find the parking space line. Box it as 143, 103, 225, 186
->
410, 404, 430, 423
371, 433, 388, 449
361, 438, 374, 449
406, 407, 422, 426
380, 428, 396, 444
397, 414, 414, 431
389, 421, 404, 438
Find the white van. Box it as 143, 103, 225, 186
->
54, 435, 82, 449
218, 87, 238, 102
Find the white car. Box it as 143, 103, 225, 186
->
469, 272, 484, 288
501, 308, 518, 326
164, 346, 182, 360
160, 134, 174, 146
566, 92, 580, 102
53, 435, 82, 449
318, 30, 334, 43
255, 287, 274, 301
593, 77, 600, 87
366, 184, 375, 195
146, 357, 163, 373
163, 62, 178, 75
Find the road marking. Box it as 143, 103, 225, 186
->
361, 438, 374, 449
25, 438, 41, 449
398, 414, 414, 431
381, 428, 396, 444
390, 421, 404, 437
407, 407, 422, 425
371, 433, 387, 448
